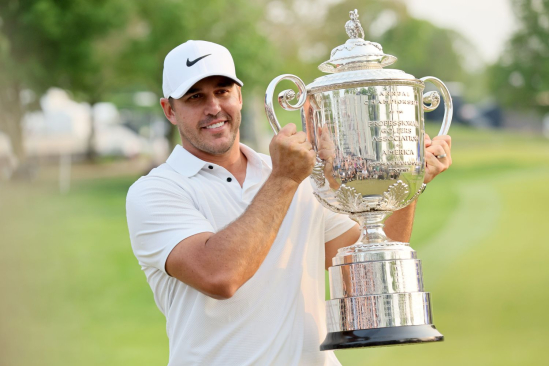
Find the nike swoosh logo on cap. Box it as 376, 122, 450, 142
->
186, 54, 211, 67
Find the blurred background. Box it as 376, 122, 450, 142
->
1, 0, 548, 365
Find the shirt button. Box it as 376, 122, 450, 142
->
208, 165, 213, 169
227, 177, 232, 182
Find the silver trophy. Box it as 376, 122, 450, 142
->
264, 9, 452, 350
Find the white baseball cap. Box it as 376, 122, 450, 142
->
162, 40, 243, 99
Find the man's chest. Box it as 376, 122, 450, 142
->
182, 177, 252, 230
184, 176, 323, 237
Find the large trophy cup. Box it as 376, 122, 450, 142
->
265, 10, 452, 350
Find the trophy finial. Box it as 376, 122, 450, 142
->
319, 8, 397, 73
345, 9, 364, 39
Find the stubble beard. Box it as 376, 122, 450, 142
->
179, 112, 241, 155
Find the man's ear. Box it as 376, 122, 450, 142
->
237, 86, 243, 105
160, 98, 177, 125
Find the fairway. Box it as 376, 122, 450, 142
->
1, 125, 548, 365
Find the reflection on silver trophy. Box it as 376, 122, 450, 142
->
265, 9, 453, 350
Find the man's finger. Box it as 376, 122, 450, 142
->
318, 148, 334, 160
302, 141, 313, 151
307, 149, 317, 163
432, 134, 451, 149
426, 145, 446, 159
428, 139, 452, 165
289, 131, 307, 143
424, 151, 446, 184
424, 133, 432, 147
279, 123, 297, 136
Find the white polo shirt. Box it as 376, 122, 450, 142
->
126, 144, 355, 366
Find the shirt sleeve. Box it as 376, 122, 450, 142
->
323, 208, 357, 242
126, 177, 215, 274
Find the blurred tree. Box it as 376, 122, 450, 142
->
111, 0, 279, 94
489, 0, 549, 113
0, 0, 477, 166
0, 0, 280, 163
259, 0, 475, 93
379, 18, 469, 83
0, 0, 131, 164
96, 0, 280, 148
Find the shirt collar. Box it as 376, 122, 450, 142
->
239, 143, 270, 172
166, 143, 270, 178
166, 145, 207, 177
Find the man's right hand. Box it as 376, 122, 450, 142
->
269, 123, 316, 185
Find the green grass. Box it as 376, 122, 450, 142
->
1, 124, 548, 365
0, 177, 168, 365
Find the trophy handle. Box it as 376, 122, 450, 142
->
264, 74, 308, 135
420, 76, 453, 136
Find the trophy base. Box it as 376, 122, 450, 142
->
320, 324, 443, 351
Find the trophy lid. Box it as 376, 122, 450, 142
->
318, 9, 397, 73
308, 9, 416, 92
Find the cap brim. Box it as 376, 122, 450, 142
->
168, 73, 244, 99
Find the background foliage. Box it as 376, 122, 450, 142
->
490, 0, 549, 113
0, 0, 476, 162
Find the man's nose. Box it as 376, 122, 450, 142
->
204, 95, 222, 116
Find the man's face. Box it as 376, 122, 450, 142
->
161, 76, 242, 156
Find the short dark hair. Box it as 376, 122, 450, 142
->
168, 97, 175, 110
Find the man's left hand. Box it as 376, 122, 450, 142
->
424, 134, 452, 184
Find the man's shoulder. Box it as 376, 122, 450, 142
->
126, 163, 189, 202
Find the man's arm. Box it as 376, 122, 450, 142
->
166, 123, 315, 300
324, 135, 452, 270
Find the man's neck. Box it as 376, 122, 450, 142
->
183, 141, 248, 187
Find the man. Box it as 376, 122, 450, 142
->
126, 40, 452, 366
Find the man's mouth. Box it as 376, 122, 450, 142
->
205, 121, 225, 129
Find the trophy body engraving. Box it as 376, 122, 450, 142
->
265, 9, 452, 350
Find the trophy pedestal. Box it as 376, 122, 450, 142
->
322, 213, 444, 350
320, 324, 443, 350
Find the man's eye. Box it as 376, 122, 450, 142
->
188, 94, 200, 100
